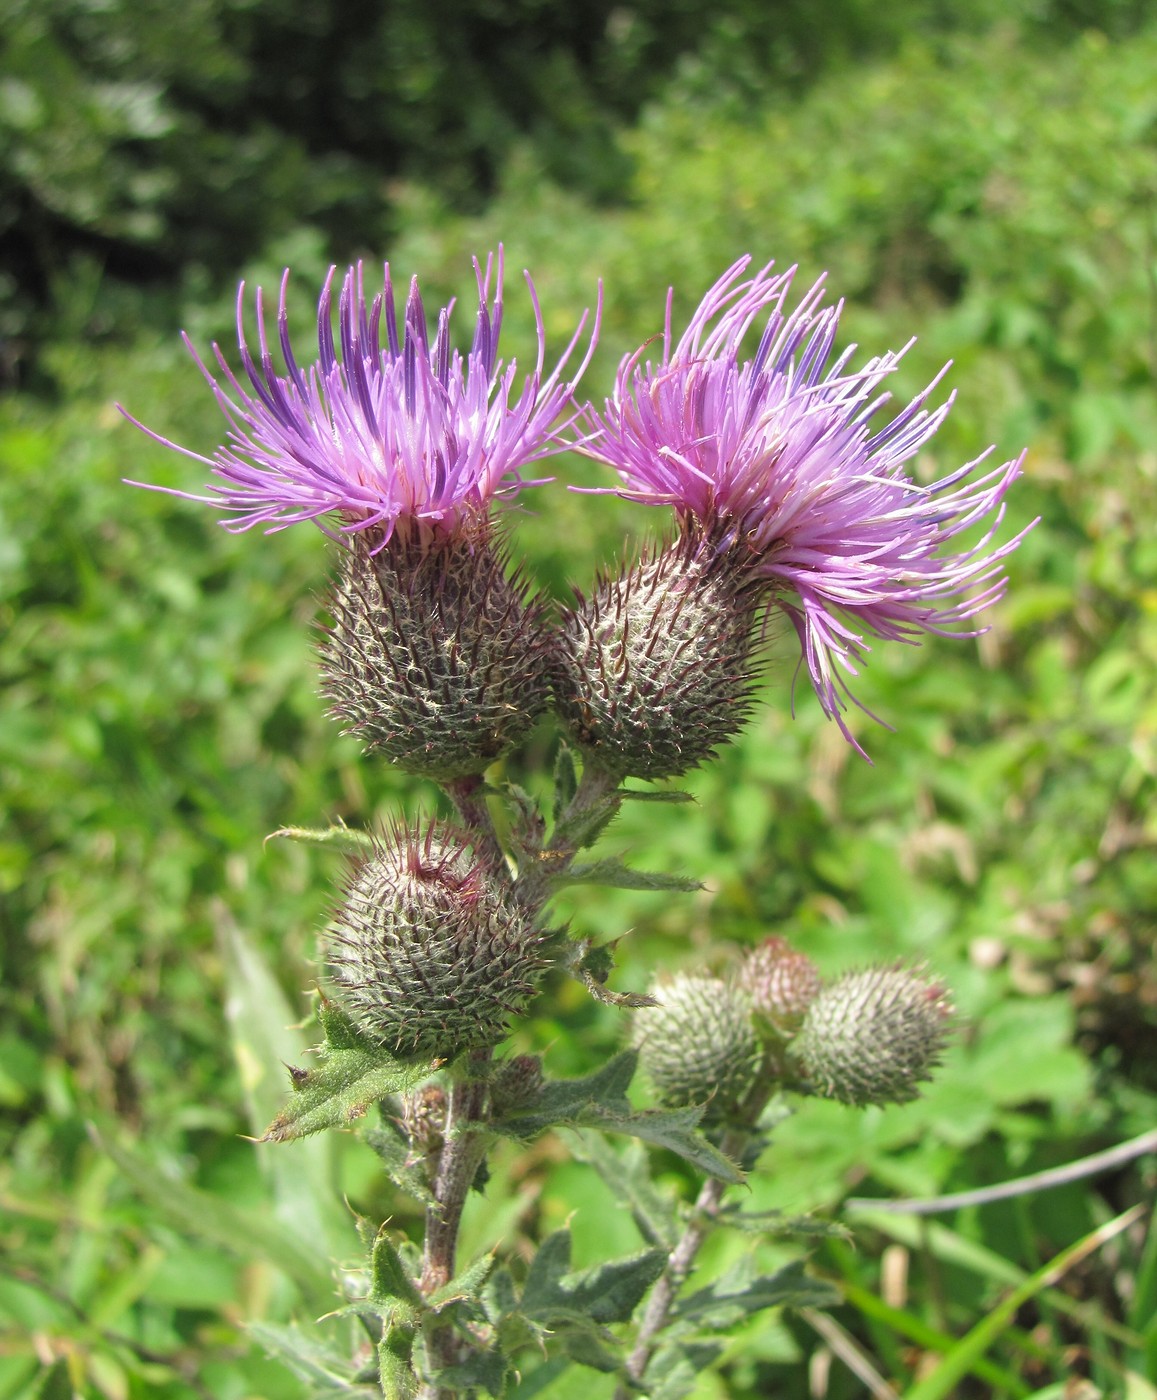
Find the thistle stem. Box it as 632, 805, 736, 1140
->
445, 775, 508, 878
619, 1075, 777, 1394
417, 1052, 492, 1400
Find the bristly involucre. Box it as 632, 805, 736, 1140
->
326, 820, 545, 1061
580, 257, 1032, 755
123, 249, 600, 543
553, 527, 764, 780
321, 517, 552, 778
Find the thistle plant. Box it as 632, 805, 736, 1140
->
124, 248, 1028, 1398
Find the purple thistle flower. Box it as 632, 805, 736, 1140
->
581, 256, 1031, 754
124, 249, 601, 542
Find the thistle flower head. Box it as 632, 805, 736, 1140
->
582, 257, 1030, 754
125, 249, 600, 544
632, 972, 761, 1121
790, 964, 954, 1108
326, 819, 546, 1060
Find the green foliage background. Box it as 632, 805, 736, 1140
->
2, 2, 1157, 1396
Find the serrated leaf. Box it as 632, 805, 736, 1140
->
715, 1205, 850, 1240
551, 859, 701, 893
618, 788, 697, 804
521, 1229, 573, 1310
363, 1123, 436, 1206
672, 1258, 838, 1330
370, 1229, 426, 1320
568, 1137, 680, 1249
262, 1006, 435, 1142
266, 823, 375, 852
491, 1053, 742, 1183
481, 1265, 520, 1325
521, 1229, 666, 1327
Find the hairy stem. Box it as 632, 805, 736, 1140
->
445, 774, 508, 878
513, 759, 621, 914
620, 1074, 778, 1393
417, 1053, 492, 1400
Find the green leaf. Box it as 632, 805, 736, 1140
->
672, 1259, 838, 1330
363, 1122, 436, 1205
429, 1348, 509, 1398
553, 743, 579, 822
378, 1331, 418, 1400
520, 1228, 667, 1327
568, 1137, 680, 1249
618, 788, 696, 804
642, 1341, 725, 1400
551, 859, 701, 893
903, 1206, 1144, 1400
491, 1053, 742, 1183
430, 1252, 498, 1308
262, 1003, 436, 1143
218, 914, 355, 1260
248, 1322, 365, 1392
370, 1229, 426, 1321
95, 1133, 334, 1309
715, 1205, 850, 1240
266, 823, 375, 852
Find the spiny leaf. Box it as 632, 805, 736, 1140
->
671, 1258, 838, 1330
378, 1331, 418, 1400
262, 1005, 436, 1143
370, 1229, 426, 1320
618, 788, 697, 804
266, 823, 375, 852
551, 859, 702, 893
430, 1348, 510, 1398
490, 1052, 742, 1182
430, 1252, 498, 1308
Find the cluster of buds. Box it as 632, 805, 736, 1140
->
633, 937, 953, 1117
125, 248, 1022, 1064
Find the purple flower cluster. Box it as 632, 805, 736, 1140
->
126, 249, 1030, 750
125, 250, 601, 542
581, 257, 1029, 750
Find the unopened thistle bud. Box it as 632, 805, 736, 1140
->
632, 973, 761, 1121
790, 965, 953, 1108
321, 521, 551, 779
326, 821, 545, 1060
741, 936, 822, 1036
554, 531, 763, 779
489, 1054, 545, 1116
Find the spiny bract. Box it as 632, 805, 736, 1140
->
554, 531, 763, 780
632, 972, 762, 1121
790, 964, 953, 1107
321, 521, 551, 779
326, 821, 545, 1060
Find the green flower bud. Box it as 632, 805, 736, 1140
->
326, 821, 545, 1060
790, 965, 953, 1108
489, 1054, 544, 1116
632, 973, 761, 1121
553, 531, 762, 779
321, 519, 551, 780
741, 936, 822, 1036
